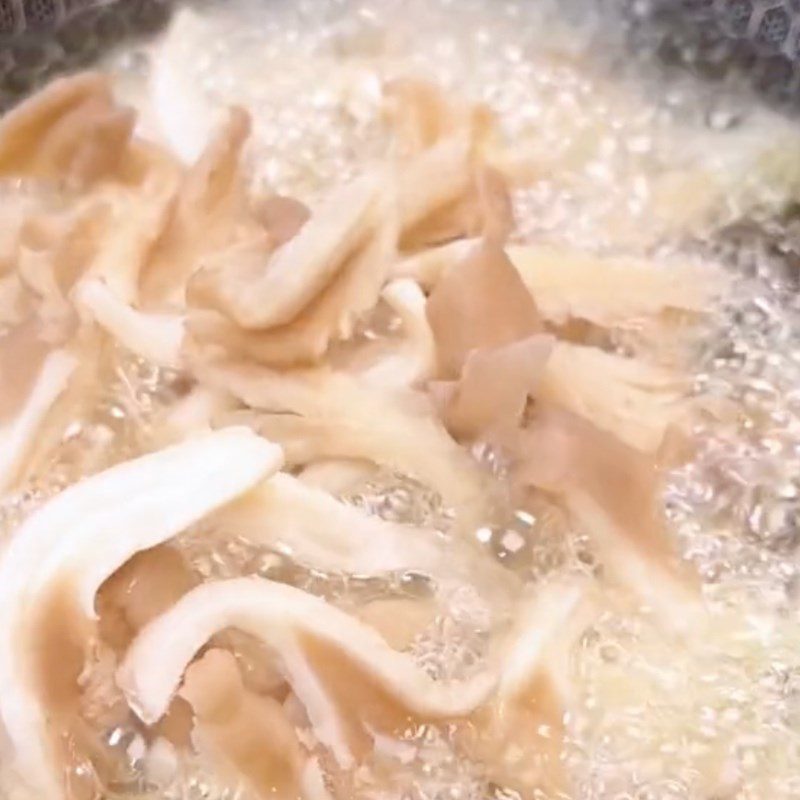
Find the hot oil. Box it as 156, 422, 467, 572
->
0, 344, 185, 542
3, 0, 799, 798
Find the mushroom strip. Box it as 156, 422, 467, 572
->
119, 577, 497, 768
206, 472, 448, 576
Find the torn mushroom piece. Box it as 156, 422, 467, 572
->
386, 80, 511, 249
432, 335, 554, 441
425, 238, 544, 380
356, 278, 436, 389
147, 9, 218, 165
426, 234, 554, 439
391, 237, 480, 291
383, 77, 493, 158
205, 472, 448, 576
118, 577, 498, 771
190, 170, 383, 329
0, 72, 135, 187
0, 320, 77, 493
402, 164, 514, 249
178, 647, 305, 800
510, 405, 700, 622
0, 428, 282, 799
80, 183, 177, 306
0, 77, 182, 309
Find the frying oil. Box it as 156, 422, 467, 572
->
3, 0, 800, 798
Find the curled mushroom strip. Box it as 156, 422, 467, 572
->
118, 577, 498, 768
73, 278, 184, 369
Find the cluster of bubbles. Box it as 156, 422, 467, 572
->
5, 0, 800, 798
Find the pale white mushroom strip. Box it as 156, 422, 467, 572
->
497, 579, 588, 701
507, 244, 722, 326
473, 579, 592, 797
147, 8, 216, 163
118, 577, 497, 765
253, 410, 493, 534
539, 341, 689, 452
207, 472, 447, 575
210, 172, 382, 329
189, 203, 397, 368
360, 278, 435, 389
298, 458, 374, 494
0, 428, 283, 795
154, 385, 237, 445
391, 238, 480, 289
397, 134, 472, 232
0, 349, 77, 494
568, 493, 702, 629
515, 406, 702, 629
74, 278, 184, 369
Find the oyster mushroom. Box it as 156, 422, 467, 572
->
432, 335, 554, 441
0, 321, 77, 493
187, 203, 396, 368
358, 278, 436, 389
425, 239, 543, 380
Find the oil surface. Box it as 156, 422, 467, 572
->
4, 1, 800, 799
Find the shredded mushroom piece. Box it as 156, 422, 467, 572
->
359, 278, 436, 388
507, 244, 723, 327
0, 72, 134, 186
426, 239, 543, 379
179, 648, 305, 800
205, 472, 448, 575
0, 428, 283, 798
188, 205, 396, 367
0, 342, 77, 493
512, 405, 700, 622
470, 579, 590, 795
539, 341, 690, 452
140, 106, 257, 307
433, 335, 554, 441
391, 237, 480, 289
192, 172, 383, 329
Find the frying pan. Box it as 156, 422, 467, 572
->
3, 0, 800, 110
